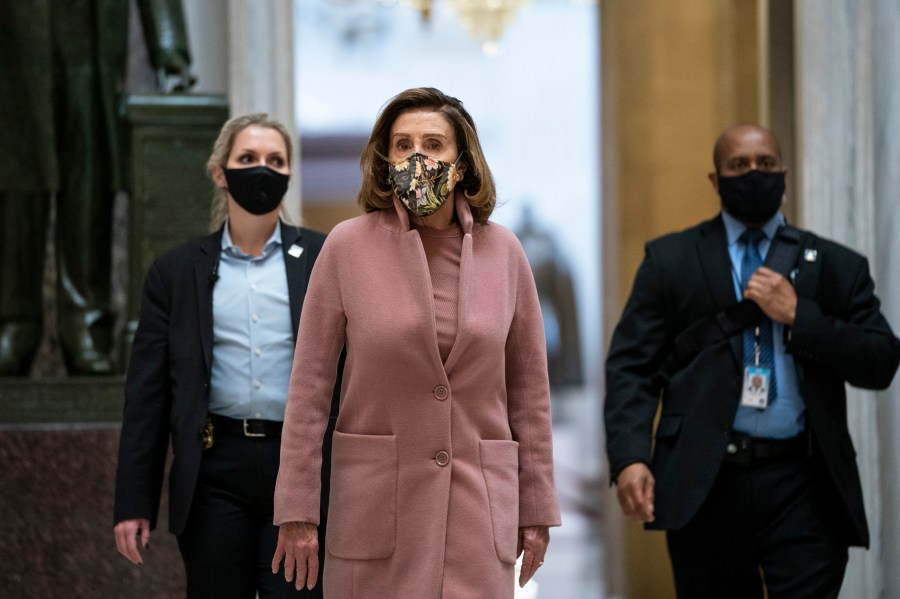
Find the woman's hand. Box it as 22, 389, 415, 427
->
517, 524, 550, 587
272, 521, 319, 591
114, 518, 151, 565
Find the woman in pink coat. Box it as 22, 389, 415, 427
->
272, 87, 561, 599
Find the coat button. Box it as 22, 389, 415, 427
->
433, 385, 449, 401
726, 443, 738, 455
435, 450, 450, 466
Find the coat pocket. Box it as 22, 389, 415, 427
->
326, 431, 398, 560
480, 439, 520, 564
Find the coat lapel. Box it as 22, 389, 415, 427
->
281, 221, 308, 342
389, 195, 471, 375
764, 225, 802, 276
696, 215, 737, 311
194, 228, 223, 379
442, 195, 475, 374
791, 232, 820, 300
390, 197, 447, 371
695, 215, 742, 366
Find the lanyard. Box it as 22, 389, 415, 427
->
753, 326, 761, 366
732, 241, 764, 368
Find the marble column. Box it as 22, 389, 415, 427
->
795, 0, 900, 596
227, 0, 301, 224
182, 0, 229, 95
871, 0, 900, 596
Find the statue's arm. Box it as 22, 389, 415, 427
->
136, 0, 195, 90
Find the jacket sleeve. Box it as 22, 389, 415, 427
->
505, 242, 561, 528
114, 261, 173, 529
604, 244, 670, 481
788, 254, 900, 390
275, 235, 346, 526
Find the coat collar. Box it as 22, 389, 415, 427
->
279, 221, 308, 340
377, 193, 478, 374
382, 192, 476, 236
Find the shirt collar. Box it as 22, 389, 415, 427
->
721, 210, 784, 247
221, 219, 283, 257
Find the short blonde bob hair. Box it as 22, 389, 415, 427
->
357, 87, 497, 225
207, 113, 294, 231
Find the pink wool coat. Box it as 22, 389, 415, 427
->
275, 195, 561, 599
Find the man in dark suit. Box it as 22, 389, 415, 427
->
113, 115, 338, 598
604, 124, 900, 598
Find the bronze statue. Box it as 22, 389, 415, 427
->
516, 205, 584, 388
0, 0, 193, 375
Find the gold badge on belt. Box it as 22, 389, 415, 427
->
202, 417, 214, 450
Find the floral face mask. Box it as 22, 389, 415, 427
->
387, 152, 463, 217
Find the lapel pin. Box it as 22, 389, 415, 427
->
804, 249, 817, 263
288, 244, 304, 258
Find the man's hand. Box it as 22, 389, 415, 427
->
744, 266, 797, 325
615, 463, 655, 522
517, 525, 550, 588
272, 521, 319, 591
114, 518, 151, 565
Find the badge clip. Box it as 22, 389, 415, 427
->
202, 418, 214, 450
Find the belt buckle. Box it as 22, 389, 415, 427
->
242, 419, 266, 438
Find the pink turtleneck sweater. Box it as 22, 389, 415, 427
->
413, 221, 463, 362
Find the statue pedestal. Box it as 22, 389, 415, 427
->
0, 377, 184, 596
0, 376, 124, 423
124, 94, 229, 357
0, 94, 229, 597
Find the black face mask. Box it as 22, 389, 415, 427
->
223, 166, 289, 215
718, 170, 785, 224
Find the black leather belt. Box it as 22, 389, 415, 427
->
208, 413, 283, 438
723, 431, 810, 465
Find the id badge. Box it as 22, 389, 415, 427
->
741, 366, 770, 409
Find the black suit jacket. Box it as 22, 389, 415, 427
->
605, 214, 900, 546
114, 221, 338, 535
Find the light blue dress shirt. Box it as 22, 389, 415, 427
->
208, 222, 294, 421
722, 211, 806, 438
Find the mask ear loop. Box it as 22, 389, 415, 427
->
374, 149, 395, 164
450, 150, 467, 185
376, 149, 403, 185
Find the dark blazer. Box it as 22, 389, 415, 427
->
605, 214, 900, 547
114, 221, 337, 535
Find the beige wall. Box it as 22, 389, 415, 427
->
601, 1, 764, 597
301, 201, 362, 234
603, 0, 761, 308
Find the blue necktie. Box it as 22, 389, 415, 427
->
740, 228, 777, 399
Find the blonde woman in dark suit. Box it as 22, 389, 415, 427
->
114, 113, 337, 598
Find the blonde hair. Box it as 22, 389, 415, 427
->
357, 87, 497, 225
207, 113, 294, 231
